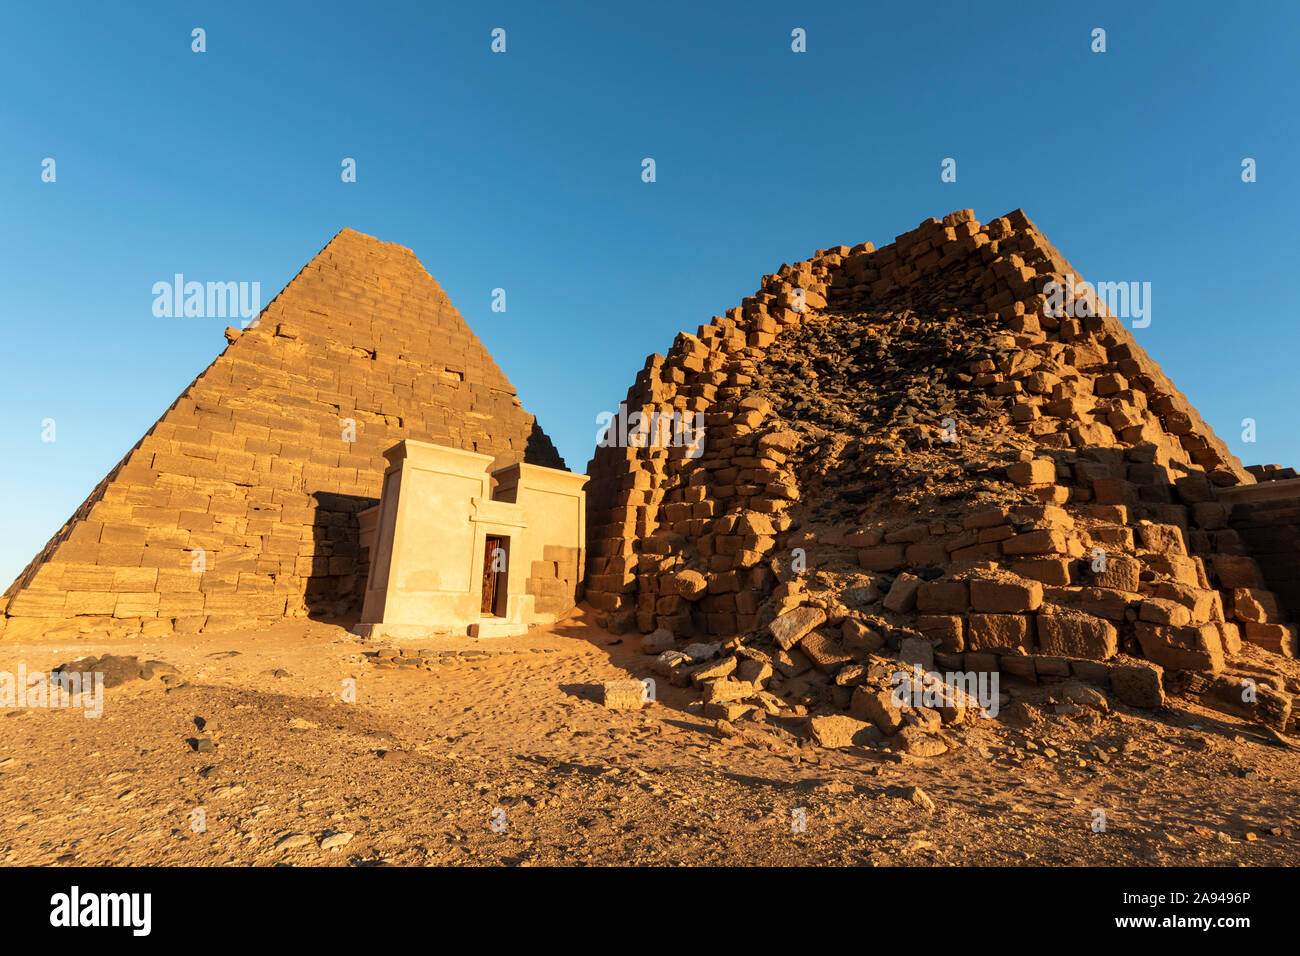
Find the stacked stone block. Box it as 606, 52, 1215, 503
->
1220, 476, 1300, 623
526, 545, 583, 616
586, 209, 1250, 633
587, 208, 1298, 732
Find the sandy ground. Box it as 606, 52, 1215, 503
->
0, 608, 1297, 867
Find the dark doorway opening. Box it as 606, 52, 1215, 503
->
481, 535, 509, 617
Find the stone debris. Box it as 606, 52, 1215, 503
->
581, 207, 1300, 747
808, 714, 873, 749
602, 680, 647, 710
905, 785, 936, 812
274, 833, 315, 851
640, 628, 675, 654
682, 641, 722, 662
368, 645, 552, 670
320, 832, 354, 851
50, 655, 179, 689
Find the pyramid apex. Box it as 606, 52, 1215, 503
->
319, 227, 414, 256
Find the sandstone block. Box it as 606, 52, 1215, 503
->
1138, 598, 1191, 627
809, 714, 873, 749
800, 630, 853, 673
703, 702, 754, 721
898, 636, 935, 669
1212, 555, 1262, 590
859, 544, 906, 572
640, 628, 675, 654
1233, 588, 1282, 625
1091, 554, 1140, 591
1137, 521, 1187, 556
1002, 529, 1068, 557
1145, 553, 1206, 589
768, 606, 826, 650
1217, 621, 1242, 656
652, 650, 690, 676
1107, 665, 1170, 712
1000, 655, 1035, 679
692, 656, 737, 682
964, 651, 999, 673
916, 613, 963, 652
673, 569, 708, 600
1007, 458, 1056, 485
842, 618, 886, 655
967, 613, 1033, 653
773, 647, 813, 678
1243, 622, 1295, 657
1036, 609, 1118, 659
1134, 622, 1225, 672
883, 572, 922, 612
603, 680, 647, 710
736, 657, 774, 685
1013, 558, 1072, 586
916, 580, 968, 613
970, 577, 1043, 613
703, 678, 755, 704
851, 685, 904, 735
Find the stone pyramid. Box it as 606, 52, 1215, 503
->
1, 229, 564, 640
584, 209, 1296, 734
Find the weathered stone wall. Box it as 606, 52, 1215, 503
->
1, 229, 565, 640
580, 209, 1300, 740
578, 208, 1300, 707
1220, 477, 1300, 624
584, 209, 1252, 639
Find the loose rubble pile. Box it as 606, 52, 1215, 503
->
50, 655, 180, 688
584, 209, 1298, 751
370, 645, 561, 669
1247, 464, 1299, 481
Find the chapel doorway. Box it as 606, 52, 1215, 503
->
481, 535, 509, 617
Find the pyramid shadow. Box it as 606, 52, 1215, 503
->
304, 490, 377, 621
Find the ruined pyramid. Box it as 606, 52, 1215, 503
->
585, 209, 1297, 739
1, 229, 564, 640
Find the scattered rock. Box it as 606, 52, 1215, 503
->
275, 833, 315, 851
682, 642, 721, 662
808, 714, 872, 748
769, 607, 827, 650
640, 629, 675, 654
673, 570, 708, 600
320, 832, 355, 851
905, 785, 936, 812
602, 680, 646, 710
51, 655, 178, 689
1109, 662, 1166, 709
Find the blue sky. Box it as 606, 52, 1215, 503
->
1, 0, 1297, 586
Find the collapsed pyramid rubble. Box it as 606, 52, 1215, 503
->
1, 229, 570, 641
585, 209, 1299, 748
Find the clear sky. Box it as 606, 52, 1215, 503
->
1, 0, 1297, 587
